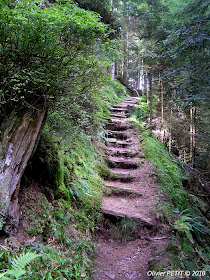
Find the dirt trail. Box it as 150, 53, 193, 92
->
93, 97, 168, 280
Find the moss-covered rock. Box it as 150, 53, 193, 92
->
20, 186, 53, 239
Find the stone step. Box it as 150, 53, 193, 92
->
104, 179, 156, 194
111, 107, 129, 112
107, 123, 130, 131
113, 103, 129, 108
100, 208, 153, 228
104, 184, 142, 197
106, 156, 140, 169
106, 147, 139, 157
106, 138, 135, 148
106, 138, 117, 145
110, 113, 128, 119
110, 169, 138, 182
123, 97, 140, 103
106, 130, 128, 140
110, 173, 135, 183
108, 118, 128, 124
117, 139, 139, 148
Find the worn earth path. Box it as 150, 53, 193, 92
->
93, 97, 168, 280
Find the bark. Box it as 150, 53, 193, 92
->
168, 108, 173, 153
147, 75, 150, 105
110, 62, 115, 81
137, 60, 144, 93
190, 103, 196, 166
160, 80, 164, 142
0, 108, 47, 234
144, 72, 147, 96
148, 73, 153, 126
161, 81, 164, 124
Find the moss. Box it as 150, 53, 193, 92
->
53, 151, 72, 201
22, 191, 53, 239
95, 161, 110, 180
54, 181, 70, 201
81, 175, 103, 210
140, 131, 188, 211
55, 208, 65, 219
74, 209, 90, 232
58, 198, 72, 212
181, 240, 194, 254
100, 80, 127, 105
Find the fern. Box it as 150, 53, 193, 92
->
11, 251, 39, 270
0, 251, 40, 279
173, 215, 194, 242
1, 269, 25, 279
68, 179, 90, 202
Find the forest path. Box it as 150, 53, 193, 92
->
93, 97, 168, 280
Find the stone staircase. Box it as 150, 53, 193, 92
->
100, 97, 157, 228
94, 97, 168, 280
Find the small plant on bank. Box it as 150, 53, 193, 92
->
119, 216, 137, 242
0, 251, 40, 279
95, 162, 111, 180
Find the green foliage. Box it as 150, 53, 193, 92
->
0, 0, 115, 117
74, 210, 90, 232
0, 251, 40, 279
21, 190, 53, 237
131, 98, 188, 212
29, 116, 106, 237
76, 0, 120, 34
173, 215, 194, 242
68, 180, 90, 202
32, 231, 95, 280
11, 251, 39, 271
119, 216, 137, 242
46, 80, 127, 140
131, 100, 150, 124
141, 131, 188, 211
95, 161, 111, 180
174, 210, 210, 241
100, 80, 128, 105
132, 99, 210, 273
0, 235, 95, 279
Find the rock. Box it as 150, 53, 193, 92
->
105, 272, 116, 280
6, 236, 21, 250
106, 138, 117, 144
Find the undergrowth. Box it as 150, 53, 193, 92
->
0, 80, 126, 279
131, 97, 210, 279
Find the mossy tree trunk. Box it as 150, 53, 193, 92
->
0, 107, 47, 234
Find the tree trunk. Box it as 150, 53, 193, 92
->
168, 107, 173, 153
161, 80, 164, 124
0, 108, 47, 234
110, 62, 115, 81
159, 80, 164, 142
190, 102, 196, 166
148, 73, 153, 126
144, 72, 147, 96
